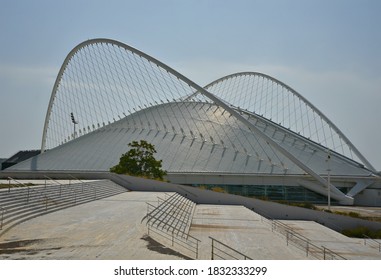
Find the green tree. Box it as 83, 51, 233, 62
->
110, 140, 167, 180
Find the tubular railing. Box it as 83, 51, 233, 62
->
7, 176, 56, 211
146, 202, 189, 236
44, 175, 93, 205
44, 175, 77, 204
68, 175, 97, 199
147, 223, 200, 259
143, 193, 200, 259
209, 236, 252, 260
157, 196, 194, 233
363, 234, 381, 252
142, 193, 178, 224
44, 175, 65, 197
260, 215, 346, 260
0, 177, 110, 235
7, 177, 32, 203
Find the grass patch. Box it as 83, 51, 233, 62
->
278, 201, 317, 210
342, 226, 381, 239
333, 210, 360, 218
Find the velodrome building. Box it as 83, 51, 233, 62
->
5, 38, 381, 206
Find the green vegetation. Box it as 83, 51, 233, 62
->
342, 226, 381, 239
210, 186, 226, 193
333, 210, 360, 218
110, 140, 167, 180
279, 201, 317, 210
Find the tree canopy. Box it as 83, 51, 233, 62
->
110, 140, 167, 180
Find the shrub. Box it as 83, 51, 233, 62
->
110, 140, 167, 180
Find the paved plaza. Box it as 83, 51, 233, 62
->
1, 190, 380, 260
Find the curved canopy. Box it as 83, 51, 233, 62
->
10, 38, 379, 204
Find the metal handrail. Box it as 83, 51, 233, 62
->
145, 203, 190, 237
209, 236, 252, 260
7, 177, 31, 203
68, 175, 97, 198
143, 196, 190, 232
44, 175, 80, 205
44, 175, 71, 196
147, 223, 200, 259
144, 193, 200, 258
156, 197, 194, 230
260, 214, 346, 260
363, 234, 381, 252
142, 193, 178, 224
157, 196, 193, 216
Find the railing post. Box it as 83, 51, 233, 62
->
27, 186, 30, 203
196, 240, 199, 259
323, 246, 326, 260
286, 230, 289, 246
0, 207, 4, 230
306, 241, 309, 257
211, 238, 214, 260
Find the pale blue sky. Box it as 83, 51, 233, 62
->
1, 0, 380, 169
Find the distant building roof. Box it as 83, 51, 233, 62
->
1, 150, 40, 170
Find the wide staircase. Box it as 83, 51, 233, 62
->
0, 178, 127, 237
142, 193, 199, 259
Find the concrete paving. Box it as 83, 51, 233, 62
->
280, 220, 381, 259
189, 204, 310, 260
0, 191, 185, 260
1, 191, 380, 260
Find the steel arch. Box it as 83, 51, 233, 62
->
41, 38, 368, 204
204, 72, 375, 172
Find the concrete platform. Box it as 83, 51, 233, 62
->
280, 220, 381, 259
0, 192, 185, 260
189, 204, 310, 259
1, 191, 380, 260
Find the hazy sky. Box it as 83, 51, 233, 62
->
1, 0, 380, 170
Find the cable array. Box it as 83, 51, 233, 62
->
204, 72, 360, 164
41, 39, 374, 175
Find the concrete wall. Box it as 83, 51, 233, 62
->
355, 189, 381, 206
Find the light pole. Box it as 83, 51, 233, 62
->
326, 150, 331, 211
70, 112, 78, 139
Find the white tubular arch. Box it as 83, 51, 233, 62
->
41, 38, 201, 152
204, 72, 376, 172
41, 38, 375, 204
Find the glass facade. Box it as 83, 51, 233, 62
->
193, 184, 334, 204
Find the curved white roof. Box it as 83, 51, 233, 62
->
12, 101, 370, 177
7, 38, 380, 205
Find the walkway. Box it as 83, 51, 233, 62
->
1, 191, 380, 260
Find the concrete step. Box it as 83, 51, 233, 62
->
0, 180, 127, 237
